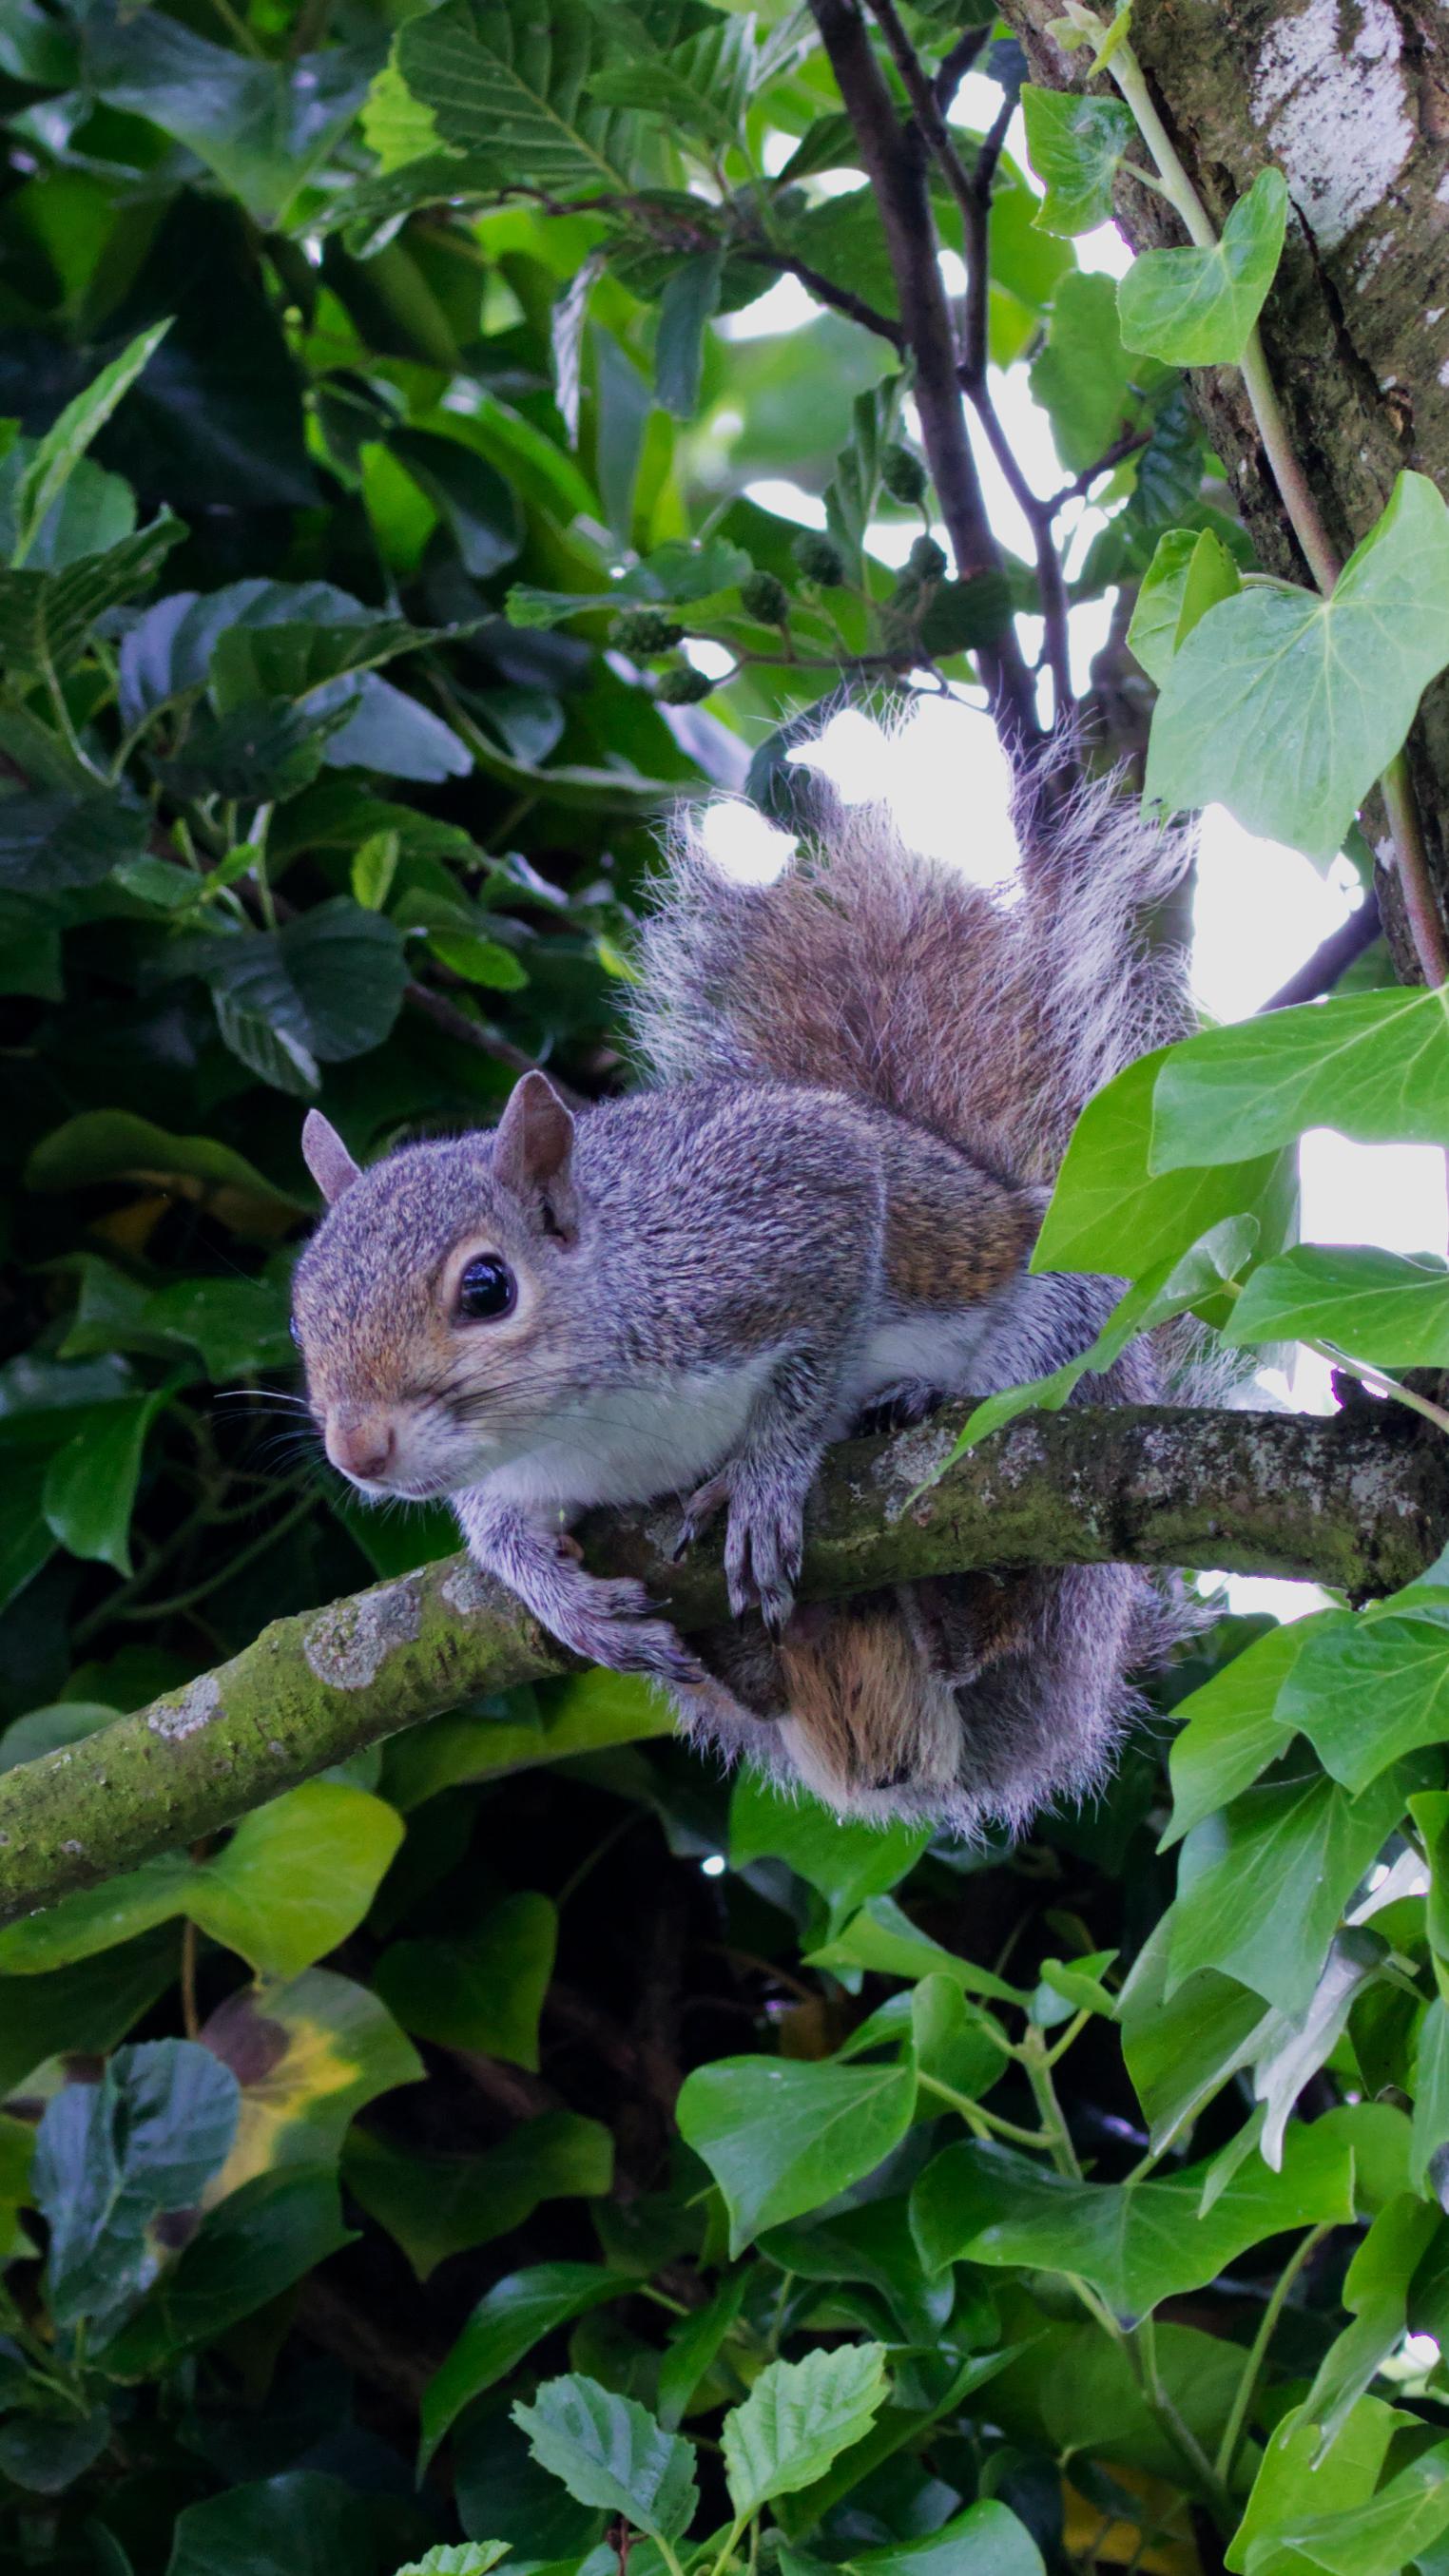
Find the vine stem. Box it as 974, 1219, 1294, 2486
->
1071, 2, 1449, 990
1213, 2223, 1330, 2489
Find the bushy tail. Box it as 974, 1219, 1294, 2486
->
630, 752, 1193, 1183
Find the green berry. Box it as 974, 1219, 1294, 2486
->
656, 665, 715, 704
880, 443, 929, 506
612, 608, 684, 654
792, 530, 847, 586
740, 568, 790, 625
907, 534, 948, 580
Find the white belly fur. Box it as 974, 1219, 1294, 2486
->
481, 1347, 781, 1511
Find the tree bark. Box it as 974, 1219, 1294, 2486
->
998, 0, 1449, 984
1, 1399, 1443, 1928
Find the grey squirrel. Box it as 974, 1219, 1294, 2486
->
291, 756, 1195, 1835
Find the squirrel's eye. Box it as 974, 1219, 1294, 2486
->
456, 1256, 516, 1323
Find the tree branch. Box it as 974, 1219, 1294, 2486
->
808, 0, 1042, 749
1, 1402, 1442, 1928
1261, 890, 1381, 1012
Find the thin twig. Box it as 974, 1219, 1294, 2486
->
734, 246, 905, 350
932, 25, 992, 111
1261, 889, 1381, 1009
809, 0, 1041, 747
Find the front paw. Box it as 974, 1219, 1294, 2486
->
723, 1473, 805, 1637
547, 1560, 705, 1690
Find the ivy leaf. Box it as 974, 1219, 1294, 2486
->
420, 2265, 626, 2470
1127, 525, 1241, 685
1162, 1616, 1331, 1846
1030, 272, 1137, 474
43, 1387, 168, 1574
1224, 1243, 1449, 1366
1272, 1615, 1449, 1795
1034, 1046, 1297, 1280
677, 2057, 916, 2255
729, 1772, 929, 1937
512, 2376, 699, 2544
722, 2344, 890, 2517
101, 2167, 356, 2375
911, 2122, 1354, 2318
1118, 167, 1288, 365
374, 1892, 558, 2068
1148, 986, 1449, 1172
345, 2110, 611, 2281
1021, 86, 1134, 235
12, 320, 172, 567
1117, 1921, 1272, 2150
33, 2039, 240, 2341
1146, 471, 1449, 863
1166, 1759, 1416, 2018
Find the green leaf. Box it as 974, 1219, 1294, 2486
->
345, 2110, 612, 2281
1226, 1243, 1449, 1365
1226, 2393, 1410, 2575
85, 12, 377, 225
1021, 86, 1134, 235
1030, 272, 1137, 474
917, 571, 1014, 657
43, 1388, 168, 1574
0, 1927, 178, 2100
1127, 526, 1242, 685
421, 2264, 626, 2471
911, 2120, 1354, 2317
163, 2470, 373, 2576
728, 1771, 929, 1935
655, 247, 725, 420
0, 514, 186, 677
1146, 471, 1449, 863
394, 0, 645, 198
1167, 1761, 1414, 2017
0, 2406, 111, 2497
1162, 1616, 1331, 1846
103, 2166, 356, 2375
512, 2376, 699, 2544
12, 322, 172, 567
0, 1784, 404, 1979
657, 2272, 748, 2430
1034, 1046, 1297, 1280
1267, 1614, 1449, 1793
428, 930, 530, 990
591, 12, 758, 147
1247, 2444, 1449, 2576
25, 1110, 305, 1240
676, 2056, 916, 2256
950, 1215, 1257, 1458
794, 2506, 1045, 2576
1119, 169, 1287, 365
1148, 986, 1449, 1171
760, 2195, 955, 2346
389, 432, 524, 579
1298, 2195, 1441, 2453
0, 791, 148, 893
202, 900, 410, 1091
723, 2344, 890, 2517
1118, 1920, 1272, 2150
395, 2552, 510, 2576
375, 1891, 557, 2067
33, 2039, 240, 2340
161, 699, 339, 803
824, 376, 906, 576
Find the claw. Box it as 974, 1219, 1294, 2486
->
671, 1519, 695, 1564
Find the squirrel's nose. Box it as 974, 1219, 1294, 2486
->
328, 1416, 396, 1483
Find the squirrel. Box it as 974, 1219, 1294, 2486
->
290, 753, 1196, 1836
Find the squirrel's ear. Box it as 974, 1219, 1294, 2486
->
493, 1071, 578, 1241
302, 1110, 360, 1206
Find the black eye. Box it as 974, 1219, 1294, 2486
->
456, 1256, 516, 1322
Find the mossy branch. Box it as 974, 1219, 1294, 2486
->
2, 1400, 1445, 1928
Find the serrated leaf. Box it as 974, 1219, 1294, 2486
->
395, 0, 646, 197
13, 321, 171, 567
655, 246, 724, 419
591, 13, 756, 146
1119, 167, 1287, 366
513, 2376, 698, 2543
395, 2550, 509, 2576
1021, 85, 1134, 235
0, 513, 185, 676
1146, 471, 1449, 862
723, 2344, 889, 2517
0, 791, 148, 892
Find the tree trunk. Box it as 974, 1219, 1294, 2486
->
999, 0, 1449, 985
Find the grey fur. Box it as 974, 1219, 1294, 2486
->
292, 752, 1200, 1837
